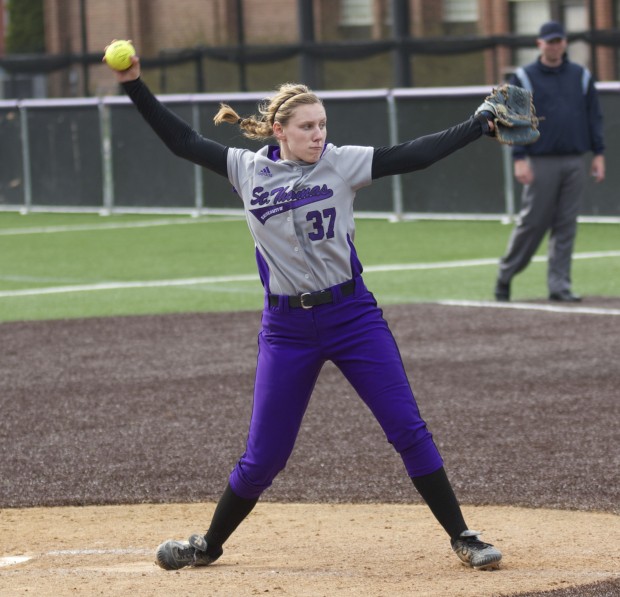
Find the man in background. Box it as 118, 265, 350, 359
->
494, 21, 605, 303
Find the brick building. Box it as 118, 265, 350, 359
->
0, 2, 5, 58
3, 0, 619, 97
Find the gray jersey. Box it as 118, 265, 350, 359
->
227, 143, 374, 295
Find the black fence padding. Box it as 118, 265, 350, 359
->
2, 87, 619, 216
582, 92, 620, 216
0, 107, 23, 205
396, 95, 505, 214
27, 106, 102, 206
111, 103, 195, 207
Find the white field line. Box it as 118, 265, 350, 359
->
0, 216, 243, 236
0, 548, 151, 568
46, 548, 150, 556
363, 250, 620, 273
0, 251, 618, 300
438, 300, 620, 316
0, 555, 32, 567
0, 274, 260, 297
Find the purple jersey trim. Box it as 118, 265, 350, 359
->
347, 234, 364, 278
255, 247, 271, 290
267, 145, 281, 161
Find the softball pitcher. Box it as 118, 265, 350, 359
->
106, 53, 502, 572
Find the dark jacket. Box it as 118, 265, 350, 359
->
510, 55, 605, 160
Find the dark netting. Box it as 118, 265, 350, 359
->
0, 106, 23, 205
0, 53, 73, 75
244, 58, 300, 95
27, 105, 103, 207
2, 30, 619, 75
411, 50, 487, 87
322, 54, 392, 90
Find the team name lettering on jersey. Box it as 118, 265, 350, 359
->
249, 184, 334, 224
271, 185, 333, 204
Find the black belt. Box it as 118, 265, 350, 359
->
269, 279, 355, 309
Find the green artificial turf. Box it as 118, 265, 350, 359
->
1, 212, 618, 322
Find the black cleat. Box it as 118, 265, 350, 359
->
452, 530, 502, 570
549, 291, 581, 302
494, 280, 510, 302
155, 534, 222, 570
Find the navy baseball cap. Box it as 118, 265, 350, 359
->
538, 21, 566, 41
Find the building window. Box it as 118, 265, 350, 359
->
443, 0, 478, 23
511, 1, 551, 66
563, 1, 588, 67
340, 0, 373, 26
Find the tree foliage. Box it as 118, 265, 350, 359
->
6, 0, 45, 54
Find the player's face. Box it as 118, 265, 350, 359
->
276, 103, 327, 163
537, 37, 567, 67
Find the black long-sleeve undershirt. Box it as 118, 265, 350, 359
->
371, 115, 489, 179
122, 78, 489, 182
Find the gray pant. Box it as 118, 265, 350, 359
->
498, 155, 587, 295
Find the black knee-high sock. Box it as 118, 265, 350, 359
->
204, 483, 258, 556
411, 466, 467, 543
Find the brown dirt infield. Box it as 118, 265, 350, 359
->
1, 300, 619, 596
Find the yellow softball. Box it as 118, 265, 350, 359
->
104, 40, 136, 71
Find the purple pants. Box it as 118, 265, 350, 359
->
229, 277, 443, 499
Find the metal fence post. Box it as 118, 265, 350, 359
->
391, 0, 412, 88
298, 0, 319, 89
18, 103, 32, 214
99, 98, 114, 215
192, 102, 204, 215
501, 144, 515, 224
387, 91, 403, 221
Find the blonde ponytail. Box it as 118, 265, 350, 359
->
213, 83, 322, 141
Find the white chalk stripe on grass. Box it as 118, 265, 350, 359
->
0, 274, 260, 297
0, 216, 244, 236
0, 251, 618, 299
363, 250, 620, 273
